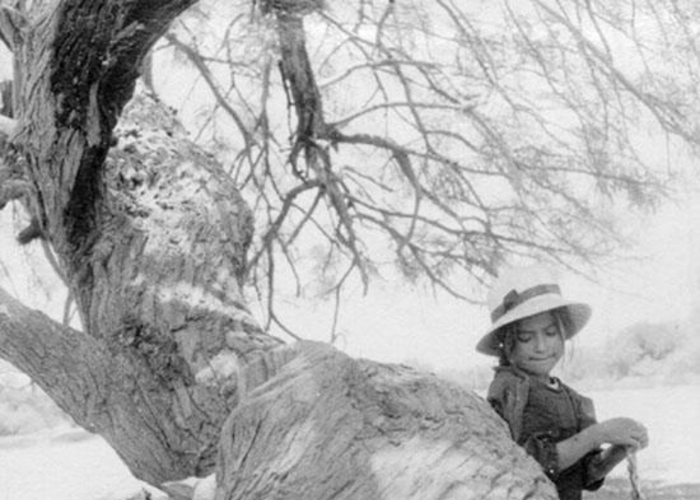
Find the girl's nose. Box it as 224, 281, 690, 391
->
534, 334, 546, 351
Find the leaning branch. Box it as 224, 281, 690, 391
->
0, 285, 110, 429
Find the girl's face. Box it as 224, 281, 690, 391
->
508, 311, 564, 378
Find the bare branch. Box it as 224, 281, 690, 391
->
149, 1, 697, 329
535, 0, 697, 144
163, 31, 255, 153
247, 179, 322, 272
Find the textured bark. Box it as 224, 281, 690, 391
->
215, 341, 557, 500
0, 285, 215, 482
0, 85, 285, 483
0, 0, 283, 484
0, 1, 557, 498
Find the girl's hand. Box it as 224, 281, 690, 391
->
557, 418, 647, 472
596, 418, 649, 450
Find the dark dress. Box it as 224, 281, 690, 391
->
487, 366, 604, 500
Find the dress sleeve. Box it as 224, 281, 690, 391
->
577, 395, 597, 429
487, 369, 526, 442
486, 378, 508, 420
520, 431, 561, 479
574, 393, 605, 491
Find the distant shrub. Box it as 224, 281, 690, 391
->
604, 321, 685, 379
553, 320, 700, 389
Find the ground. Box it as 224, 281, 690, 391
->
587, 477, 700, 500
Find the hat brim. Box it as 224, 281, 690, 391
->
476, 294, 591, 356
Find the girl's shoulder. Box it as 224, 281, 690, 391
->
488, 366, 529, 398
558, 380, 590, 401
559, 381, 597, 420
487, 367, 531, 441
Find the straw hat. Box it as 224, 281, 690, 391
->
476, 265, 592, 356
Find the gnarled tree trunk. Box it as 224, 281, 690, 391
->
214, 341, 555, 500
0, 1, 556, 498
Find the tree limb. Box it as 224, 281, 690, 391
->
0, 283, 221, 484
0, 285, 106, 425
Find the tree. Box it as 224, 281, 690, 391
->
155, 0, 700, 334
0, 1, 698, 499
606, 321, 684, 378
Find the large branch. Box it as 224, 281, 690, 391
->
0, 285, 107, 419
0, 285, 205, 484
50, 0, 198, 128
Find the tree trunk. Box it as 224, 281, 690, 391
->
214, 341, 556, 500
0, 1, 556, 498
1, 0, 283, 484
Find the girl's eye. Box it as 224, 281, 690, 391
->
545, 328, 559, 337
516, 333, 533, 343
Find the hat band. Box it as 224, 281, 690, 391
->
490, 284, 561, 323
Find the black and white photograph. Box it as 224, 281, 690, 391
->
1, 1, 699, 499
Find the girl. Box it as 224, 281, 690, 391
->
477, 265, 648, 500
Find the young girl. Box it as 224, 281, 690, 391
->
477, 265, 648, 500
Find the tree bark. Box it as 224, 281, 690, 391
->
1, 81, 284, 483
1, 0, 285, 484
0, 1, 557, 498
214, 341, 556, 500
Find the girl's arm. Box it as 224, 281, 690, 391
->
555, 424, 604, 471
587, 445, 629, 481
556, 417, 648, 472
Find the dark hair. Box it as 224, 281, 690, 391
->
496, 307, 572, 366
